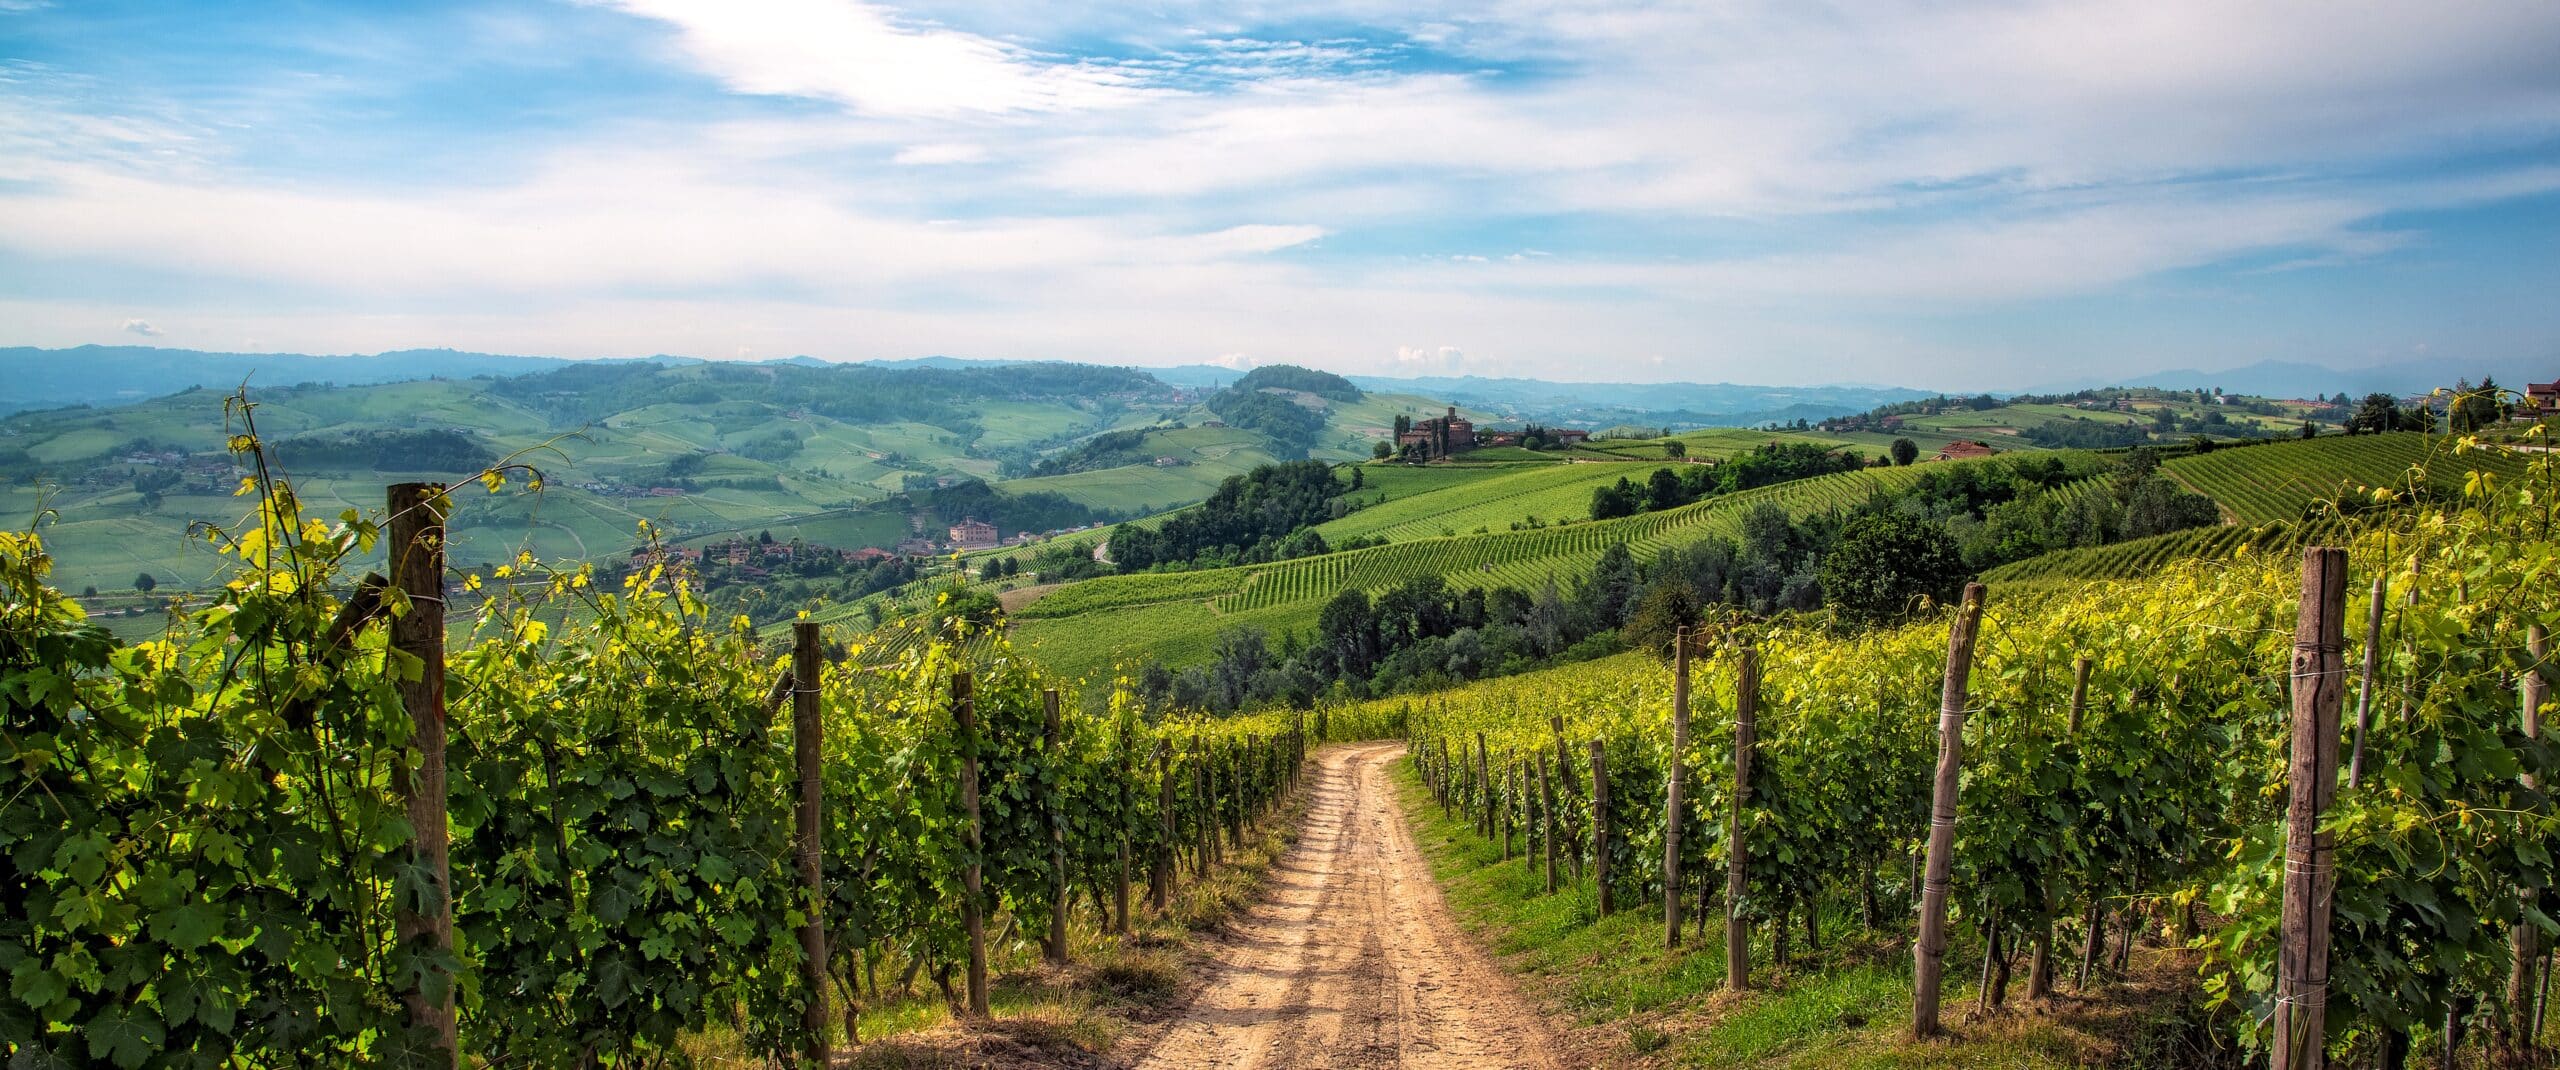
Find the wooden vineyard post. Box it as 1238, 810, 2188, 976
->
1591, 739, 1612, 916
1478, 732, 1495, 840
1043, 689, 1070, 965
2067, 657, 2091, 733
788, 622, 832, 1063
1505, 762, 1525, 870
1153, 740, 1174, 913
1115, 715, 1133, 935
1551, 715, 1584, 879
1912, 583, 1987, 1039
1152, 742, 1172, 911
2273, 548, 2348, 1070
1665, 626, 1691, 949
1439, 737, 1455, 818
387, 484, 458, 1065
1728, 645, 1759, 991
2348, 577, 2387, 789
2072, 654, 2100, 993
954, 672, 990, 1017
2502, 624, 2548, 1057
1538, 754, 1558, 893
1194, 736, 1212, 872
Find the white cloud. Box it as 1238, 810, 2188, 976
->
121, 318, 160, 336
890, 142, 990, 165
598, 0, 1155, 117
1394, 344, 1466, 373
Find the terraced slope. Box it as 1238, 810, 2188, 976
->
1314, 461, 1640, 543
1021, 464, 1920, 623
2163, 432, 2530, 524
1980, 518, 2359, 584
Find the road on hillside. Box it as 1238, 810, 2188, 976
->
1130, 742, 1562, 1070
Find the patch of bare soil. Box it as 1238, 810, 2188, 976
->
1126, 742, 1562, 1070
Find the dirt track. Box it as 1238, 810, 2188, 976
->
1132, 742, 1561, 1070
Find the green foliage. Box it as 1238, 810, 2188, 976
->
2165, 432, 2527, 526
0, 434, 1389, 1064
1817, 511, 1965, 625
1226, 365, 1361, 402
1378, 451, 2560, 1063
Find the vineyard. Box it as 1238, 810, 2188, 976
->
1220, 465, 1926, 612
1980, 517, 2357, 584
1313, 461, 1637, 543
2164, 432, 2530, 525
0, 451, 1400, 1067
1372, 458, 2560, 1065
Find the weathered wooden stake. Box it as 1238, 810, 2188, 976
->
954, 671, 990, 1017
1044, 689, 1070, 965
1115, 716, 1133, 935
2348, 576, 2387, 789
1538, 753, 1558, 893
2501, 624, 2547, 1057
789, 622, 832, 1064
2272, 548, 2347, 1070
1478, 732, 1495, 840
1153, 740, 1174, 913
2067, 657, 2090, 733
1665, 627, 1691, 948
1728, 645, 1759, 991
1912, 582, 1987, 1039
1591, 739, 1612, 917
387, 483, 458, 1065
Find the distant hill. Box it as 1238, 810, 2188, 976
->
1346, 374, 1930, 428
0, 345, 604, 413
2093, 357, 2553, 399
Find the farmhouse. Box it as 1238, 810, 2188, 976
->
947, 518, 999, 550
2529, 380, 2560, 414
1398, 406, 1478, 459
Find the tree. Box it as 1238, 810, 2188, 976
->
1590, 477, 1642, 520
81, 585, 98, 598
1890, 437, 1919, 466
1372, 440, 1393, 460
1622, 579, 1706, 658
2348, 393, 2403, 435
1646, 467, 1685, 511
1663, 439, 1687, 459
134, 572, 158, 593
2300, 420, 2318, 439
1316, 589, 1379, 679
2451, 377, 2504, 432
1818, 513, 1964, 626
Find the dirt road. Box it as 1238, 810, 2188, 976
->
1132, 742, 1561, 1070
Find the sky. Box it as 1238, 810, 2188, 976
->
1, 1, 2557, 390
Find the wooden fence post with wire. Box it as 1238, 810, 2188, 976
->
788, 621, 831, 1064
1912, 583, 1986, 1039
1728, 645, 1759, 992
1665, 626, 1691, 949
2272, 548, 2346, 1070
387, 483, 458, 1067
954, 671, 990, 1017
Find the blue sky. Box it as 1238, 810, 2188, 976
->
1, 0, 2556, 389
